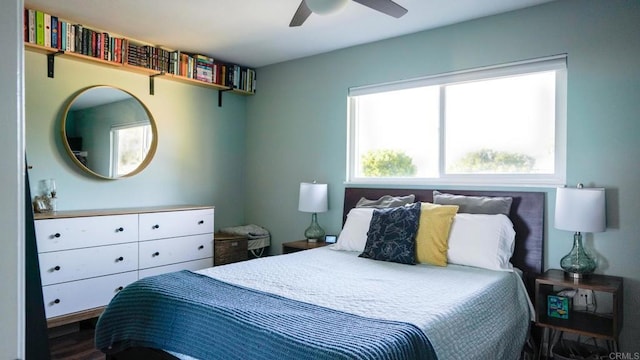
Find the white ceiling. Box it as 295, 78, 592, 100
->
24, 0, 553, 68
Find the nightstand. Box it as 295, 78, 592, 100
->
282, 240, 330, 254
535, 269, 623, 357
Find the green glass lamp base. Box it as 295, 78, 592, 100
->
560, 232, 596, 278
304, 213, 325, 243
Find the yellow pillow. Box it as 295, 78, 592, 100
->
415, 202, 459, 266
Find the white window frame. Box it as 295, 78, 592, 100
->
347, 55, 567, 187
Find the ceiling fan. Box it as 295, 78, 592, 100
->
289, 0, 408, 27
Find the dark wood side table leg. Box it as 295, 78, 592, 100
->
548, 329, 561, 359
536, 328, 546, 360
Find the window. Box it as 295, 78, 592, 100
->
347, 55, 567, 186
110, 123, 153, 177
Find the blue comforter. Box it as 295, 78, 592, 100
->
95, 270, 437, 360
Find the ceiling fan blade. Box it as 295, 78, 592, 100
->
289, 1, 312, 27
352, 0, 408, 18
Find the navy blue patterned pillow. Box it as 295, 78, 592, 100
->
358, 202, 421, 265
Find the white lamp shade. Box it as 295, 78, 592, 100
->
306, 0, 349, 15
555, 187, 606, 233
298, 182, 328, 213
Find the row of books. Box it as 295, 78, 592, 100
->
24, 9, 127, 63
127, 45, 256, 92
24, 8, 256, 93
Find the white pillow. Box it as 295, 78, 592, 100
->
447, 213, 516, 271
332, 208, 375, 252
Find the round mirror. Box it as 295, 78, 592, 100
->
61, 86, 158, 179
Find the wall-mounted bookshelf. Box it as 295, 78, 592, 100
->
24, 8, 256, 106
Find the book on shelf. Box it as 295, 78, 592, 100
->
43, 13, 50, 48
35, 10, 44, 46
57, 18, 63, 50
169, 51, 179, 75
74, 24, 82, 54
60, 21, 66, 50
103, 35, 110, 60
67, 22, 74, 52
179, 52, 191, 77
50, 16, 58, 49
25, 9, 36, 44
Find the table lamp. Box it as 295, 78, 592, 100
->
554, 184, 606, 278
298, 182, 328, 242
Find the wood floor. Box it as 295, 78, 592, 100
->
49, 320, 104, 360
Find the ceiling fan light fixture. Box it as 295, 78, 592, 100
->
306, 0, 349, 15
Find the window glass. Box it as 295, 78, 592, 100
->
444, 72, 556, 174
347, 56, 566, 186
353, 86, 439, 178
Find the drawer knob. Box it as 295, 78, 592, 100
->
53, 299, 60, 304
53, 233, 61, 238
116, 227, 124, 232
231, 242, 238, 247
116, 286, 124, 292
116, 256, 124, 262
198, 220, 204, 225
152, 251, 160, 257
53, 265, 61, 271
198, 245, 204, 250
152, 224, 160, 229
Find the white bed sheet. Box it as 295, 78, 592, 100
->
196, 246, 532, 360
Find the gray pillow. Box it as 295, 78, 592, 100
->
356, 194, 416, 209
432, 191, 512, 215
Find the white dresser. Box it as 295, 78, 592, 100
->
34, 205, 214, 327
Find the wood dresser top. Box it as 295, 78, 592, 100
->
34, 205, 214, 220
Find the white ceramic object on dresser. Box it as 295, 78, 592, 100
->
34, 206, 214, 326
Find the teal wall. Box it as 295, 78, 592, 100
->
25, 51, 247, 230
246, 0, 640, 351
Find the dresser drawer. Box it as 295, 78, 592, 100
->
139, 208, 214, 241
139, 233, 213, 269
39, 243, 138, 286
138, 258, 213, 279
214, 233, 248, 266
42, 271, 138, 319
35, 214, 138, 252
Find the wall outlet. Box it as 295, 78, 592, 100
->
574, 289, 594, 310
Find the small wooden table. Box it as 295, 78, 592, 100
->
282, 240, 330, 254
535, 269, 623, 358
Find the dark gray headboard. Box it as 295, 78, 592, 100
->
343, 187, 545, 292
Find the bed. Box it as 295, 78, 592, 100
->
95, 187, 545, 360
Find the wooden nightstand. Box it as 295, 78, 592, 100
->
282, 240, 330, 254
535, 269, 623, 356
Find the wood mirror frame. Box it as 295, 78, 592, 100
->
61, 86, 158, 179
